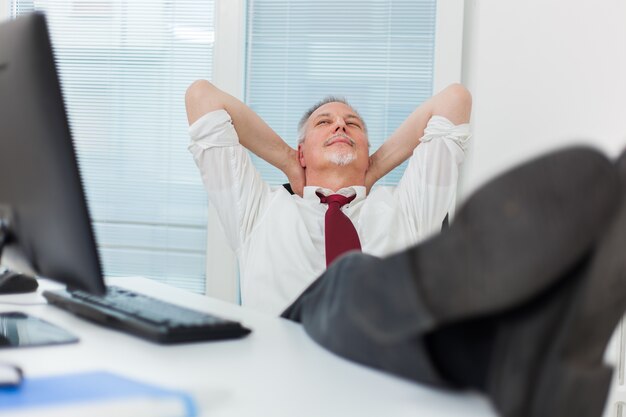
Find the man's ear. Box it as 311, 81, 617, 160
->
297, 143, 306, 168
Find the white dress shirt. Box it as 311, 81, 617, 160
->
189, 109, 471, 315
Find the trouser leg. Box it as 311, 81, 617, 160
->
283, 251, 453, 386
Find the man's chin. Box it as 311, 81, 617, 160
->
326, 152, 357, 166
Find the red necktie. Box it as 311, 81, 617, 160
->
317, 192, 362, 267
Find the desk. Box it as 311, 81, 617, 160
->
0, 277, 497, 416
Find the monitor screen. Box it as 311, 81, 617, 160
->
0, 13, 105, 295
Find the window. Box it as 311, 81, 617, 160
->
11, 1, 215, 293
245, 0, 439, 185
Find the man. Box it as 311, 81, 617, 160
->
185, 80, 472, 314
282, 147, 626, 417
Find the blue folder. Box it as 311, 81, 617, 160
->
0, 371, 197, 416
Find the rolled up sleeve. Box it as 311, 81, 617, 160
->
188, 109, 271, 251
395, 115, 472, 240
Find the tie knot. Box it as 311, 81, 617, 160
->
317, 192, 356, 208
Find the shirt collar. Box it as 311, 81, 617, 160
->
303, 185, 366, 206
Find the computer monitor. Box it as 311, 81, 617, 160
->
0, 12, 105, 296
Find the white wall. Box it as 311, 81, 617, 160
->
459, 0, 626, 198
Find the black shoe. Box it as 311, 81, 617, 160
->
487, 149, 626, 417
282, 147, 620, 388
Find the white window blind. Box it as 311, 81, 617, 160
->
245, 0, 437, 185
11, 1, 215, 293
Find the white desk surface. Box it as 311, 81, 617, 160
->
0, 277, 497, 417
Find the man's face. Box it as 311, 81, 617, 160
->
298, 102, 369, 174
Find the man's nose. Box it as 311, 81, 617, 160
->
333, 117, 347, 132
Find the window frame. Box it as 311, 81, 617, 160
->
212, 0, 246, 100
0, 1, 9, 20
433, 0, 466, 92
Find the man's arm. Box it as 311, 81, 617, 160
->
365, 83, 472, 190
185, 80, 305, 195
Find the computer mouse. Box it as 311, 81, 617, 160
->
0, 269, 38, 294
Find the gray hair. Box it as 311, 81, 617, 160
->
296, 95, 368, 145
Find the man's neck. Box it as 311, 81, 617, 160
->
305, 167, 365, 192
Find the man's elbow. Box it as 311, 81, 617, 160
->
185, 80, 225, 126
432, 83, 472, 124
445, 83, 472, 112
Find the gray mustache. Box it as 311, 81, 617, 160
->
324, 133, 355, 146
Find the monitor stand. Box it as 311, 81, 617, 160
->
0, 213, 38, 294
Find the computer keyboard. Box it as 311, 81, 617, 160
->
42, 286, 251, 344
